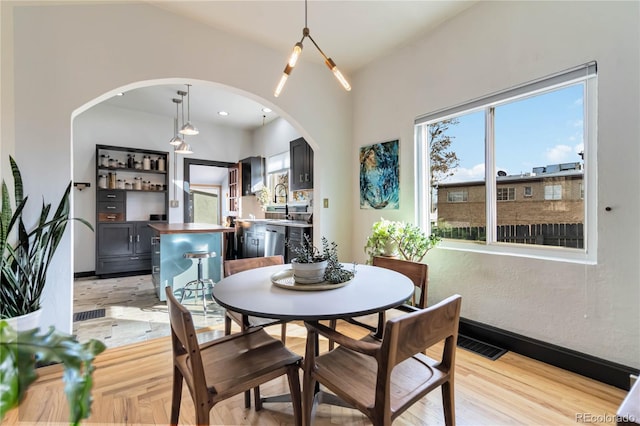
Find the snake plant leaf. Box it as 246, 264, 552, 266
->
0, 321, 106, 425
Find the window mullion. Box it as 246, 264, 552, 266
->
416, 125, 428, 228
486, 107, 496, 244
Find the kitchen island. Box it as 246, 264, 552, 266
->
149, 223, 235, 301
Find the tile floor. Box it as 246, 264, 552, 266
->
73, 274, 225, 348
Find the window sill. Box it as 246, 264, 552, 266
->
438, 240, 597, 265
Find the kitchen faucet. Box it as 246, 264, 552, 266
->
273, 183, 289, 219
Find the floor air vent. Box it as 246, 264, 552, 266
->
457, 334, 507, 360
73, 308, 106, 322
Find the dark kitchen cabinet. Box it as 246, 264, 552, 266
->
242, 231, 265, 258
237, 221, 265, 258
290, 137, 314, 190
95, 145, 168, 277
96, 222, 153, 274
240, 156, 265, 195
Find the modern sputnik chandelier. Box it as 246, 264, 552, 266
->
274, 0, 351, 97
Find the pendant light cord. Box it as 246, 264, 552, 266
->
186, 84, 191, 122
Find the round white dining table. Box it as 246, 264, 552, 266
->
211, 263, 414, 321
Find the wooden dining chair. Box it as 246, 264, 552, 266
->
329, 256, 428, 349
223, 255, 289, 409
165, 287, 302, 426
223, 255, 288, 343
303, 294, 461, 426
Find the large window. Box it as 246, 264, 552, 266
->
416, 63, 597, 262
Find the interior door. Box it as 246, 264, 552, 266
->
182, 158, 236, 223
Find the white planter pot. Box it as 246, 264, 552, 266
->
382, 241, 398, 257
4, 309, 43, 332
291, 259, 328, 284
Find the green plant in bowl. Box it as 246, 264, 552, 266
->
287, 235, 354, 284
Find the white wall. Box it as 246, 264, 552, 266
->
2, 2, 352, 333
351, 1, 640, 367
72, 102, 253, 273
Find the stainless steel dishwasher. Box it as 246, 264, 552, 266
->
264, 224, 286, 257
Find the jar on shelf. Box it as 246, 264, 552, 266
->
117, 179, 125, 189
108, 158, 117, 168
134, 177, 142, 190
100, 154, 109, 168
118, 161, 126, 168
142, 155, 151, 170
125, 182, 132, 190
157, 157, 165, 171
150, 183, 156, 191
142, 180, 150, 190
98, 174, 107, 189
134, 161, 142, 170
108, 172, 116, 189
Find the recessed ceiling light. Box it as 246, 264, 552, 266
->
261, 107, 272, 113
218, 111, 229, 116
116, 92, 124, 96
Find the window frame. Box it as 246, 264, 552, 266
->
544, 184, 563, 201
447, 190, 468, 203
497, 187, 516, 202
415, 62, 597, 264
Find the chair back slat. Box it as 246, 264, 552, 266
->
382, 294, 462, 368
373, 256, 428, 308
224, 255, 284, 277
165, 287, 211, 397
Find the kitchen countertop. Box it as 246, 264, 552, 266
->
237, 218, 313, 228
148, 223, 236, 234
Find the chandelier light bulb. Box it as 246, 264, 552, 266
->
325, 58, 351, 91
274, 64, 293, 98
289, 42, 303, 67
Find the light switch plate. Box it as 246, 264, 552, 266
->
323, 198, 329, 208
170, 200, 179, 208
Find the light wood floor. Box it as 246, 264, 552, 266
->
4, 318, 626, 425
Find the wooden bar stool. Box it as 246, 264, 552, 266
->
181, 251, 217, 316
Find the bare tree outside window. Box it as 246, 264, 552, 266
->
429, 118, 460, 187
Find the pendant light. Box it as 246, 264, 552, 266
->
179, 84, 199, 136
175, 90, 193, 154
169, 98, 184, 146
274, 0, 351, 97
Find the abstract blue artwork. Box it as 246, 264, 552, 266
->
359, 140, 399, 209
